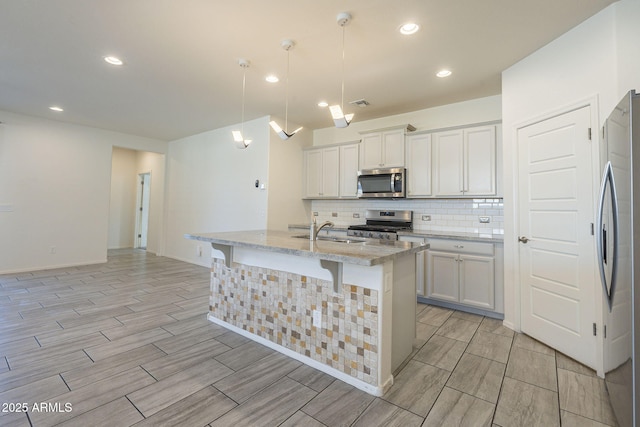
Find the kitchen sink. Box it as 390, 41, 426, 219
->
291, 235, 365, 244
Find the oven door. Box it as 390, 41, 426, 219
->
357, 168, 405, 198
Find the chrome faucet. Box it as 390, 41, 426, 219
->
311, 221, 334, 241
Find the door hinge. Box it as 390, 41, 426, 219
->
588, 127, 592, 141
604, 324, 607, 338
591, 223, 594, 235
593, 322, 597, 336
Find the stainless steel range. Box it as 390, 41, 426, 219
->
347, 210, 413, 240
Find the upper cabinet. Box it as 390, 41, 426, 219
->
433, 125, 497, 197
303, 146, 339, 198
303, 142, 359, 199
339, 143, 359, 198
405, 133, 432, 197
303, 122, 500, 200
359, 125, 414, 169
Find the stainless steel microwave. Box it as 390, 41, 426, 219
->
357, 167, 406, 198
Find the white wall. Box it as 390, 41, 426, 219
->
163, 115, 313, 266
313, 95, 502, 145
0, 110, 166, 273
164, 117, 271, 266
108, 147, 137, 249
501, 0, 640, 329
266, 117, 312, 230
615, 0, 640, 96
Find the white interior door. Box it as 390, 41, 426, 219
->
518, 105, 597, 368
135, 173, 151, 249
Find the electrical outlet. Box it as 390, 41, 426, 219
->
422, 215, 431, 221
353, 213, 360, 218
312, 310, 322, 327
479, 216, 491, 223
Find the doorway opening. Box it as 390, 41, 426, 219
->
135, 172, 151, 249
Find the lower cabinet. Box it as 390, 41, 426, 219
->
399, 236, 504, 316
427, 249, 494, 310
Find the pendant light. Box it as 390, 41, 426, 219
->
269, 39, 303, 140
329, 12, 354, 128
232, 59, 252, 149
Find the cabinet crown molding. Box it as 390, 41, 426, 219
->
358, 124, 416, 135
303, 140, 360, 151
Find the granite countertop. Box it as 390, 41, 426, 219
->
398, 230, 504, 243
185, 230, 428, 267
288, 224, 503, 243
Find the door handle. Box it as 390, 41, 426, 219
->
518, 236, 529, 244
597, 161, 618, 311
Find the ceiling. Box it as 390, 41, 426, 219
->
0, 0, 616, 141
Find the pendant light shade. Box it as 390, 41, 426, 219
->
269, 39, 302, 140
232, 59, 252, 149
329, 12, 354, 128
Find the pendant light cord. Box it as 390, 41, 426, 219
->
340, 24, 346, 111
241, 65, 247, 136
285, 48, 290, 133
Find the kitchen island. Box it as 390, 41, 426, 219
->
185, 229, 428, 396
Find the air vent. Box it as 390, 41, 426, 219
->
349, 99, 370, 107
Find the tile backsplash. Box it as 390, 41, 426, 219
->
210, 259, 380, 385
310, 198, 504, 235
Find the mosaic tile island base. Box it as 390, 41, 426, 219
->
186, 230, 427, 396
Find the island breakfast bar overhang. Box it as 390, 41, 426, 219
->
185, 230, 429, 396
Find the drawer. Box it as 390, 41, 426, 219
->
427, 239, 494, 256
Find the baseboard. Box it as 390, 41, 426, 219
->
0, 259, 107, 275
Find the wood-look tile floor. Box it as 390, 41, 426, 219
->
0, 249, 618, 426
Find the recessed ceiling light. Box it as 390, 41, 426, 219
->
400, 23, 420, 35
317, 101, 328, 108
49, 106, 64, 112
265, 75, 279, 83
104, 56, 124, 66
436, 69, 452, 78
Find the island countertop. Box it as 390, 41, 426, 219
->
185, 229, 428, 267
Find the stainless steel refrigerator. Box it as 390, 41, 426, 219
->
598, 90, 640, 427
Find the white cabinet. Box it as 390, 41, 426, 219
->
465, 126, 496, 195
303, 143, 359, 199
405, 133, 432, 197
426, 239, 496, 311
339, 143, 359, 198
433, 125, 496, 197
303, 146, 339, 198
359, 128, 406, 169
